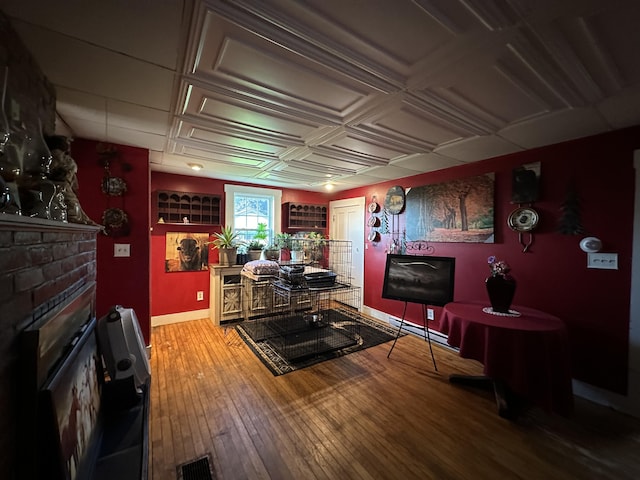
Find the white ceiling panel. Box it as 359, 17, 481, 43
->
107, 126, 166, 152
282, 0, 457, 68
3, 0, 639, 192
175, 120, 289, 157
182, 85, 322, 142
434, 135, 524, 162
498, 107, 609, 149
390, 152, 465, 172
61, 117, 107, 143
55, 87, 106, 125
597, 87, 640, 129
107, 100, 170, 136
0, 0, 184, 69
11, 21, 176, 111
360, 164, 423, 181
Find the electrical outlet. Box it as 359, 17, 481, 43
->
197, 291, 204, 301
587, 253, 618, 270
114, 243, 130, 257
427, 308, 435, 320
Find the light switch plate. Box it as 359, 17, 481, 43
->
587, 253, 618, 270
114, 243, 131, 257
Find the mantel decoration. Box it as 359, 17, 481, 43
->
485, 255, 516, 314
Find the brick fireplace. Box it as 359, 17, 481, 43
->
0, 215, 100, 479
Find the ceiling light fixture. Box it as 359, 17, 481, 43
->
325, 182, 334, 191
188, 163, 203, 171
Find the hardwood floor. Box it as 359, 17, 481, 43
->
150, 318, 640, 480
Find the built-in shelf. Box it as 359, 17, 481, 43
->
283, 202, 327, 230
155, 190, 221, 225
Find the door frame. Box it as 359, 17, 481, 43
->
330, 197, 365, 305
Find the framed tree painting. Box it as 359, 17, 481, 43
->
405, 173, 495, 243
165, 232, 209, 272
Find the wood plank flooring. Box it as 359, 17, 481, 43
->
149, 318, 640, 480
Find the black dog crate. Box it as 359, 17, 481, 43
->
264, 283, 361, 362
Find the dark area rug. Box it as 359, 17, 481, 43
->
236, 308, 403, 375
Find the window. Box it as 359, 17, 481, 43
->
224, 185, 282, 245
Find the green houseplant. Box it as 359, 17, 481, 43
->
210, 225, 243, 266
305, 231, 327, 263
247, 222, 268, 260
274, 232, 292, 262
289, 238, 304, 263
263, 243, 280, 260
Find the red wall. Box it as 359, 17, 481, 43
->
335, 127, 638, 395
150, 172, 331, 317
74, 126, 637, 395
73, 139, 151, 343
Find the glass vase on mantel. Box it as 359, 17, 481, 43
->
17, 118, 55, 219
486, 274, 516, 313
0, 65, 21, 214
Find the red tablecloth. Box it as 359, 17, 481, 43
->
441, 302, 573, 416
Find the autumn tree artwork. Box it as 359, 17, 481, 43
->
405, 173, 495, 243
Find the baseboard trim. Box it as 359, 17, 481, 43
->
151, 309, 210, 327
362, 305, 454, 351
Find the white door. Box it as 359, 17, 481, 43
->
330, 197, 365, 310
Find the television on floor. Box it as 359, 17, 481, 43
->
382, 254, 456, 306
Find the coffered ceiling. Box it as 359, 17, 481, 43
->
4, 0, 640, 192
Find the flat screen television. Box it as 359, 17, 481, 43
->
382, 254, 456, 306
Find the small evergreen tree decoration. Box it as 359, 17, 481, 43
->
557, 182, 584, 235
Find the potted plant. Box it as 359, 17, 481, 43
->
305, 231, 327, 263
210, 225, 243, 266
247, 240, 263, 260
290, 238, 304, 263
247, 222, 268, 260
274, 232, 292, 261
263, 243, 280, 261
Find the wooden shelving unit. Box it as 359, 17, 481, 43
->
155, 190, 221, 225
283, 202, 327, 230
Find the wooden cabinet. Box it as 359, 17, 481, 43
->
156, 190, 221, 225
210, 266, 293, 324
209, 265, 244, 325
282, 202, 327, 230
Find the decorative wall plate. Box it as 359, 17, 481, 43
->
384, 186, 405, 214
507, 207, 539, 232
368, 230, 379, 242
102, 207, 130, 237
368, 215, 379, 227
368, 201, 379, 213
102, 176, 127, 196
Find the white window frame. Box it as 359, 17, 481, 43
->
224, 184, 282, 239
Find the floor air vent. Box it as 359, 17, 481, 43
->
177, 454, 215, 480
